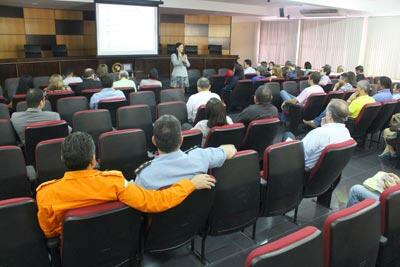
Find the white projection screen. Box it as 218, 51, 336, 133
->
96, 2, 158, 56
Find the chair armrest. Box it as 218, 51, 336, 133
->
47, 237, 61, 267
47, 237, 60, 249
26, 165, 37, 182
380, 235, 388, 248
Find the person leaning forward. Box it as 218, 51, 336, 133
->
36, 131, 216, 238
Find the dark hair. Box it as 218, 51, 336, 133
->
26, 88, 44, 108
304, 61, 312, 69
355, 65, 364, 73
244, 59, 252, 67
310, 72, 321, 85
175, 42, 183, 53
83, 68, 95, 78
17, 75, 34, 94
379, 76, 392, 90
64, 68, 74, 77
269, 61, 274, 66
339, 72, 350, 83
255, 85, 272, 104
206, 98, 228, 128
322, 64, 331, 75
346, 71, 357, 88
149, 68, 159, 79
234, 65, 245, 80
259, 69, 268, 76
62, 132, 95, 171
153, 115, 182, 153
100, 74, 114, 88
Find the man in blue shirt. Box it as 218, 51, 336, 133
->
90, 73, 126, 109
135, 115, 237, 190
373, 76, 393, 102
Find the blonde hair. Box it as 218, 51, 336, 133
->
272, 65, 283, 78
337, 65, 345, 73
96, 64, 109, 78
47, 74, 65, 91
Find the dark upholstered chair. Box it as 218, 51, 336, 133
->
98, 129, 148, 180
246, 226, 323, 267
98, 98, 128, 127
25, 120, 69, 165
57, 96, 88, 126
129, 91, 157, 121
0, 146, 31, 200
157, 101, 188, 124
343, 89, 356, 100
160, 88, 185, 103
181, 129, 203, 151
0, 197, 51, 267
202, 68, 216, 78
210, 75, 225, 95
0, 119, 18, 146
61, 202, 141, 267
264, 82, 281, 109
0, 103, 10, 119
204, 123, 245, 149
299, 80, 309, 92
230, 80, 254, 111
367, 100, 397, 147
323, 199, 380, 267
140, 85, 162, 104
346, 103, 381, 144
46, 90, 75, 111
322, 91, 344, 110
282, 81, 299, 96
260, 141, 305, 222
12, 94, 26, 111
80, 88, 102, 100
16, 100, 52, 112
113, 87, 135, 99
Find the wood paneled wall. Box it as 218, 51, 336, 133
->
0, 5, 232, 59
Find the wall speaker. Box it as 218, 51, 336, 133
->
279, 8, 285, 18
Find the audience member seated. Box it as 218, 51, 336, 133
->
306, 80, 375, 128
221, 64, 244, 101
139, 68, 162, 88
11, 88, 63, 143
280, 72, 324, 107
192, 98, 233, 141
304, 61, 312, 76
135, 115, 236, 189
235, 85, 278, 125
46, 74, 71, 91
251, 68, 270, 85
270, 65, 283, 79
113, 70, 137, 91
96, 63, 109, 78
333, 72, 353, 91
36, 131, 216, 238
186, 77, 220, 122
373, 76, 393, 102
90, 74, 126, 109
347, 71, 357, 88
74, 68, 102, 95
295, 66, 304, 78
283, 61, 297, 80
285, 99, 351, 170
243, 59, 256, 75
336, 65, 345, 74
256, 61, 269, 74
347, 172, 400, 207
15, 74, 33, 95
393, 83, 400, 100
268, 61, 274, 72
355, 65, 366, 82
379, 113, 400, 159
319, 64, 332, 86
63, 68, 82, 86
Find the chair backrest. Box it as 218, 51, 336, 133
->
188, 69, 201, 93
302, 93, 327, 121
98, 129, 147, 180
0, 197, 51, 267
57, 96, 88, 126
62, 202, 141, 267
343, 89, 356, 101
12, 94, 26, 110
5, 77, 19, 98
193, 104, 206, 125
181, 129, 203, 151
261, 141, 305, 216
36, 138, 66, 186
323, 199, 380, 267
72, 109, 113, 146
230, 80, 254, 110
208, 150, 260, 235
160, 88, 185, 103
367, 100, 397, 134
241, 117, 280, 157
33, 76, 49, 89
16, 100, 52, 112
304, 139, 357, 198
253, 78, 269, 89
204, 123, 246, 149
0, 146, 31, 200
52, 44, 68, 57
130, 91, 156, 121
97, 98, 128, 127
25, 120, 69, 165
0, 119, 18, 145
140, 85, 162, 104
264, 82, 281, 108
46, 90, 75, 111
299, 80, 309, 92
245, 73, 257, 79
0, 103, 10, 119
283, 81, 299, 96
246, 226, 323, 267
352, 103, 382, 138
80, 88, 102, 99
322, 91, 344, 110
145, 187, 216, 253
218, 68, 228, 76
202, 68, 216, 78
114, 87, 135, 98
210, 75, 225, 95
157, 101, 188, 124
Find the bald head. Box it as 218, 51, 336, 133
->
197, 77, 211, 91
83, 68, 95, 79
326, 99, 349, 124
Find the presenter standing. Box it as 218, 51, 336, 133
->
170, 42, 190, 89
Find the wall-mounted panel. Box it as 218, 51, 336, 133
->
0, 18, 25, 34
0, 6, 24, 18
84, 35, 97, 50
209, 16, 230, 25
0, 35, 26, 51
25, 18, 56, 35
26, 35, 56, 50
83, 11, 96, 21
185, 24, 209, 37
160, 23, 185, 36
185, 15, 209, 24
23, 8, 54, 19
160, 14, 184, 23
84, 21, 96, 35
209, 24, 230, 38
56, 35, 84, 50
184, 36, 209, 50
55, 10, 83, 20
55, 20, 84, 35
208, 37, 230, 50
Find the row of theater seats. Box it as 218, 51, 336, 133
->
4, 138, 391, 267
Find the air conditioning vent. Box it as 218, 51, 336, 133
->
300, 9, 340, 17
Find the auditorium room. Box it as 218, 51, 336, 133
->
1, 0, 400, 266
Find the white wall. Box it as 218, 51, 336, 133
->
230, 16, 260, 66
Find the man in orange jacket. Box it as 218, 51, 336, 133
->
36, 131, 216, 238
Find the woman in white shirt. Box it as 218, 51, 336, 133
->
193, 98, 233, 144
139, 68, 162, 88
170, 42, 190, 89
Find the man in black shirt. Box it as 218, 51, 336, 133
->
235, 85, 278, 125
74, 68, 102, 95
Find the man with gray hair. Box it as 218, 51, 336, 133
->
113, 70, 137, 91
186, 77, 221, 122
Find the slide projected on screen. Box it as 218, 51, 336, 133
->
96, 3, 158, 56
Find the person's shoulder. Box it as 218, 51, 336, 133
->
96, 170, 124, 178
210, 92, 221, 99
11, 111, 24, 119
36, 179, 61, 201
